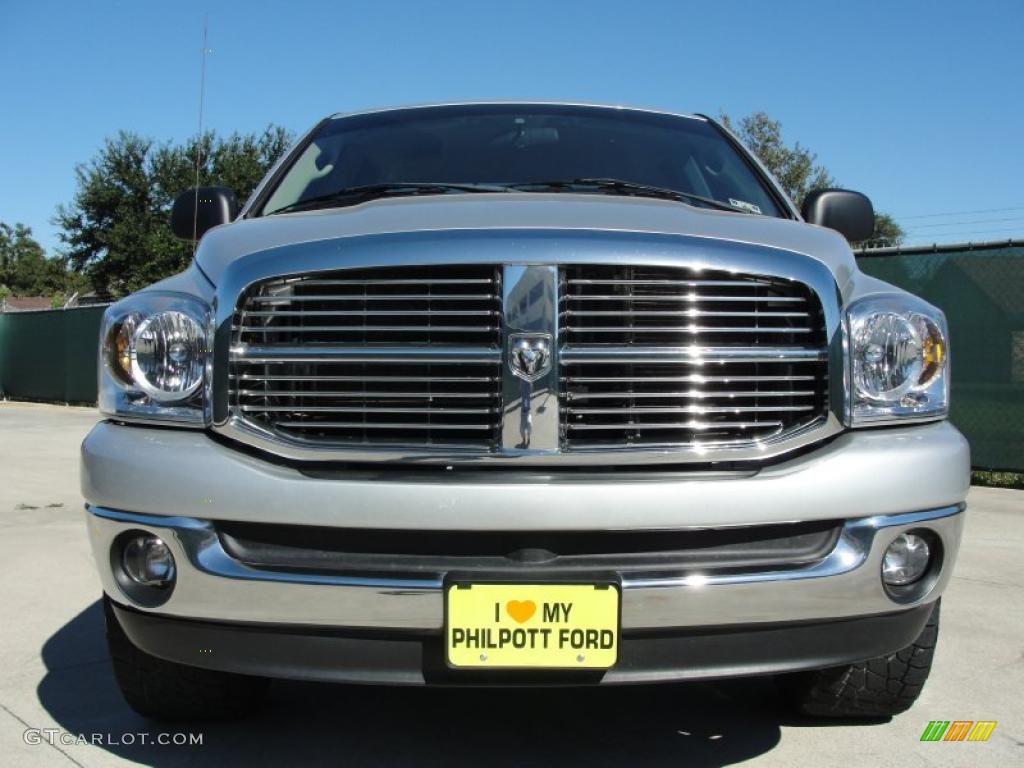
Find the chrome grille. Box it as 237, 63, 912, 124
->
229, 265, 502, 447
559, 265, 829, 448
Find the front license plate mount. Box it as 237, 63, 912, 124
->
444, 581, 620, 670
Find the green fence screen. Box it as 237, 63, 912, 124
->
857, 242, 1024, 471
0, 305, 108, 404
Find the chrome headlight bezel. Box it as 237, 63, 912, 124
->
848, 293, 950, 425
98, 292, 211, 426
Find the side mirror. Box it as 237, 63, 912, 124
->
170, 186, 238, 240
801, 189, 874, 242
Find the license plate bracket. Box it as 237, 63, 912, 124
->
445, 582, 620, 669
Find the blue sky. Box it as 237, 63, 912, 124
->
2, 0, 1022, 251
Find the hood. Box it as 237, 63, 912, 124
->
195, 193, 856, 286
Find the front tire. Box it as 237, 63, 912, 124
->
104, 597, 269, 721
784, 599, 941, 718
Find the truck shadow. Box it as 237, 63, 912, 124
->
36, 601, 882, 767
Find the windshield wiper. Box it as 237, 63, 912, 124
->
266, 178, 756, 216
265, 182, 509, 215
506, 178, 752, 214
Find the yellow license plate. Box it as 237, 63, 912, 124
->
446, 583, 619, 669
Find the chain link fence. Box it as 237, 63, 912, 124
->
857, 240, 1024, 471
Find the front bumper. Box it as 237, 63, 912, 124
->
87, 504, 963, 631
107, 598, 936, 685
83, 419, 968, 683
82, 420, 969, 531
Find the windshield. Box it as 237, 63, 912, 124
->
259, 104, 784, 217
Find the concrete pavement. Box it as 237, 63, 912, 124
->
1, 401, 1021, 767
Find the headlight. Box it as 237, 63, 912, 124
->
130, 311, 206, 400
99, 292, 210, 425
848, 294, 949, 424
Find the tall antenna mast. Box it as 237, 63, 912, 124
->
192, 16, 209, 249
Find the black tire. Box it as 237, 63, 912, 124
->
104, 597, 269, 721
784, 600, 941, 718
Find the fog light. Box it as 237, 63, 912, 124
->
882, 533, 930, 586
121, 534, 176, 587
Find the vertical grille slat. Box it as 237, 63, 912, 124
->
229, 265, 502, 447
558, 265, 829, 448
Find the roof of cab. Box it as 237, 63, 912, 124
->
326, 101, 707, 123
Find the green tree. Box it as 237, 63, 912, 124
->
721, 111, 904, 248
0, 222, 83, 298
56, 126, 292, 298
868, 213, 904, 249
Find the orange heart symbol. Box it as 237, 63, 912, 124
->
506, 599, 536, 624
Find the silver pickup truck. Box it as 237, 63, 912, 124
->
82, 103, 968, 721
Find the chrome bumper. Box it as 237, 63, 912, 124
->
86, 504, 964, 631
81, 420, 970, 531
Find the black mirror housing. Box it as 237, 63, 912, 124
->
170, 187, 238, 241
801, 189, 875, 243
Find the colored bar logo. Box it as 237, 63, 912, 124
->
920, 721, 997, 742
